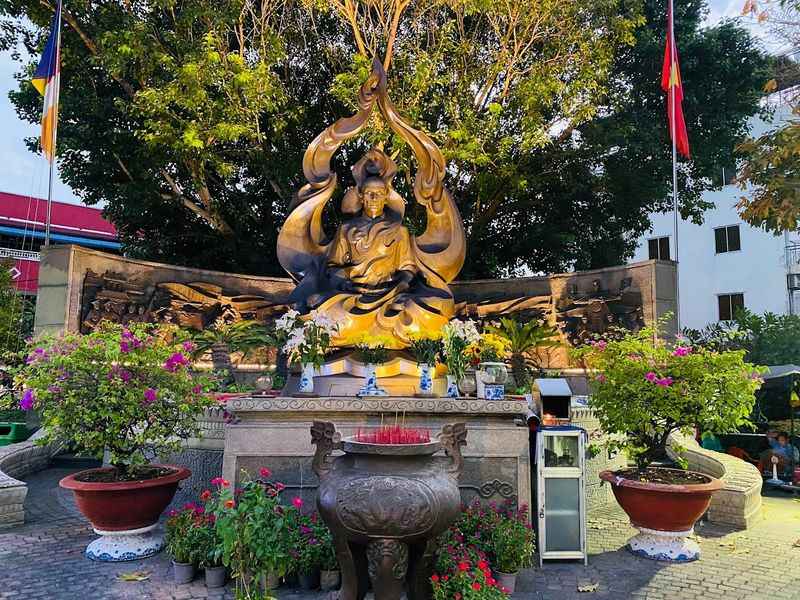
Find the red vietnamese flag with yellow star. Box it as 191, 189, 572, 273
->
661, 0, 690, 158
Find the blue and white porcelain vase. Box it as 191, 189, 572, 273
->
299, 362, 315, 394
446, 374, 459, 398
358, 363, 388, 397
418, 363, 434, 395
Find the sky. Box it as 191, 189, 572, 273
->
0, 0, 781, 208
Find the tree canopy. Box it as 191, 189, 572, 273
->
737, 0, 800, 235
1, 0, 770, 277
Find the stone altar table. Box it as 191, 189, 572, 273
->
222, 397, 531, 511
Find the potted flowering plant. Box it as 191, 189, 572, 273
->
195, 491, 226, 588
209, 469, 291, 599
408, 333, 443, 397
274, 309, 337, 395
442, 319, 480, 398
430, 560, 509, 599
318, 523, 340, 591
165, 503, 205, 583
353, 335, 391, 397
289, 509, 325, 590
15, 322, 213, 561
490, 506, 535, 593
573, 322, 762, 561
470, 333, 511, 400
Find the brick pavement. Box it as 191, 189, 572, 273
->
1, 468, 799, 600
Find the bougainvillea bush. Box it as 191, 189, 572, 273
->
573, 322, 763, 469
15, 322, 213, 478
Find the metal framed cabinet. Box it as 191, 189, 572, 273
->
536, 426, 587, 566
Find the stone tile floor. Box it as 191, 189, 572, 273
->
1, 467, 799, 600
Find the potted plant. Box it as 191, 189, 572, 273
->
353, 336, 391, 397
408, 333, 443, 397
490, 507, 535, 593
485, 317, 560, 390
274, 309, 336, 395
574, 322, 762, 561
318, 524, 340, 591
442, 319, 480, 398
190, 320, 272, 386
470, 333, 511, 400
294, 511, 324, 590
16, 322, 213, 561
165, 504, 202, 584
196, 490, 226, 588
210, 470, 291, 600
430, 560, 510, 599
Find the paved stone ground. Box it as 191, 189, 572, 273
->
1, 467, 799, 600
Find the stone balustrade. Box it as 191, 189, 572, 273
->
667, 432, 763, 529
0, 429, 57, 527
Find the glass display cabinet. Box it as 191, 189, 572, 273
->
535, 426, 587, 566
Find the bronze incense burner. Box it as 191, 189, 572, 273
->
310, 421, 467, 600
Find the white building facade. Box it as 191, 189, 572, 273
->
631, 103, 799, 331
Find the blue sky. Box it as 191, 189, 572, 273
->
0, 0, 777, 207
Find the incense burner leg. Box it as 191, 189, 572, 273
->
331, 534, 364, 600
407, 538, 438, 600
367, 539, 409, 600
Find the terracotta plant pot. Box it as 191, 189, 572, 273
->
59, 464, 191, 561
320, 569, 340, 591
204, 565, 226, 588
600, 468, 722, 562
172, 560, 196, 584
495, 571, 518, 594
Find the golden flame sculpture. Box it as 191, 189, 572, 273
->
276, 60, 465, 349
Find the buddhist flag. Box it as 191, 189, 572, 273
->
661, 0, 690, 158
31, 1, 62, 163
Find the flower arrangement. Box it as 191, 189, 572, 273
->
352, 335, 392, 365
408, 332, 443, 366
207, 470, 292, 599
442, 319, 480, 382
287, 508, 326, 576
573, 320, 763, 470
15, 322, 213, 478
274, 309, 337, 368
165, 503, 207, 565
467, 333, 510, 366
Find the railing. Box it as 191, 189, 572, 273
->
0, 248, 39, 262
786, 244, 800, 269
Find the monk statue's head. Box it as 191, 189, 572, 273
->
360, 176, 389, 219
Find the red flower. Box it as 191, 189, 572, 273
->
457, 561, 470, 572
292, 496, 304, 509
200, 490, 212, 501
472, 582, 482, 591
430, 574, 440, 583
224, 499, 235, 509
477, 560, 489, 570
260, 467, 272, 478
454, 594, 462, 600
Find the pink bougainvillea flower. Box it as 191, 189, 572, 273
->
672, 346, 691, 357
292, 496, 304, 509
593, 340, 607, 350
119, 341, 131, 353
143, 388, 157, 404
645, 372, 657, 383
260, 467, 272, 479
19, 388, 35, 411
595, 374, 606, 383
182, 341, 196, 352
656, 377, 674, 387
192, 385, 202, 394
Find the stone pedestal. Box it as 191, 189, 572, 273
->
222, 397, 531, 511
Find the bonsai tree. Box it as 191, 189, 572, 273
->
485, 318, 560, 389
573, 321, 763, 470
15, 322, 214, 479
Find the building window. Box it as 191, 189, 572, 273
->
714, 225, 741, 254
718, 293, 744, 321
648, 236, 670, 260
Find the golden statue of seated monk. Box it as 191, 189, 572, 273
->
276, 60, 465, 348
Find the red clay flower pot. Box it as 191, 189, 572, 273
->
59, 464, 190, 562
600, 468, 722, 562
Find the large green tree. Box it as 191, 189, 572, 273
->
1, 0, 768, 277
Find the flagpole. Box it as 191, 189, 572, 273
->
44, 1, 62, 247
669, 0, 681, 331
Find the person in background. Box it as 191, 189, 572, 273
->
773, 432, 799, 473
